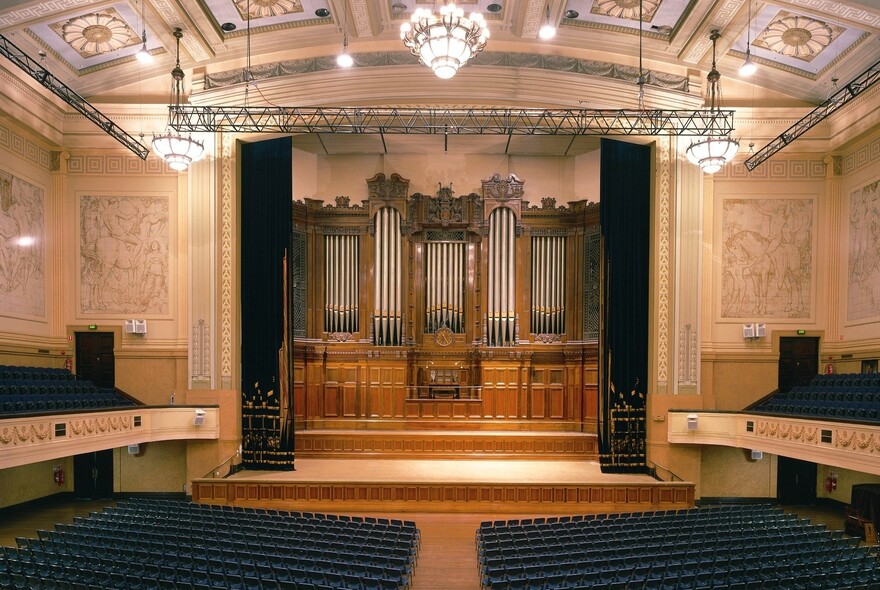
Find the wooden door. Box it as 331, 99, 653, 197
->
777, 456, 817, 505
75, 332, 115, 388
778, 336, 819, 392
73, 450, 114, 499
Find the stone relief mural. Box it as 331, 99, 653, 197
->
848, 180, 880, 322
0, 169, 44, 318
721, 198, 813, 319
80, 195, 169, 315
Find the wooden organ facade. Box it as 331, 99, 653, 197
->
292, 173, 600, 434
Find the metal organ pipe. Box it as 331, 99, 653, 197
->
530, 235, 565, 336
324, 234, 359, 334
373, 207, 401, 346
487, 208, 516, 346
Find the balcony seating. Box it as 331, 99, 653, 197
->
0, 499, 419, 590
0, 365, 136, 417
476, 504, 880, 589
748, 373, 880, 424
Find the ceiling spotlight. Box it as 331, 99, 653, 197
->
651, 24, 672, 35
487, 3, 503, 13
538, 5, 556, 40
315, 8, 331, 18
563, 9, 579, 19
220, 22, 236, 32
739, 0, 757, 76
392, 2, 407, 14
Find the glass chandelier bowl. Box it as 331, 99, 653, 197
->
400, 3, 489, 79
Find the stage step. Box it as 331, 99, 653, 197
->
295, 429, 598, 460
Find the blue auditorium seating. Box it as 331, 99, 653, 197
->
0, 499, 419, 590
749, 373, 880, 424
476, 504, 880, 589
0, 364, 136, 417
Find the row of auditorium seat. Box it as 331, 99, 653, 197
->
0, 365, 74, 381
0, 499, 419, 590
749, 373, 880, 424
476, 504, 880, 590
0, 364, 137, 417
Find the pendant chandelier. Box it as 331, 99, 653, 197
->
400, 2, 489, 79
152, 28, 204, 171
686, 29, 739, 174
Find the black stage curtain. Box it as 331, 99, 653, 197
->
240, 136, 294, 471
599, 138, 650, 473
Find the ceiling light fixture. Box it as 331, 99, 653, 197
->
400, 2, 489, 79
739, 0, 756, 76
337, 7, 353, 68
135, 0, 152, 63
539, 5, 556, 40
685, 29, 739, 174
151, 28, 204, 171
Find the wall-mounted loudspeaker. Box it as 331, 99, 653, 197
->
751, 450, 763, 460
124, 319, 147, 335
127, 444, 140, 455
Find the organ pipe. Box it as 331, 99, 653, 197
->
373, 207, 402, 345
425, 241, 465, 333
324, 234, 359, 333
530, 235, 566, 335
487, 208, 516, 346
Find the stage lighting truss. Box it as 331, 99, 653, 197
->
167, 106, 736, 137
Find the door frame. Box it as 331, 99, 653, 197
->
66, 325, 123, 375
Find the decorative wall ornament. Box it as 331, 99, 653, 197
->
203, 51, 688, 92
656, 136, 671, 385
482, 173, 524, 201
535, 333, 562, 343
79, 195, 170, 315
753, 10, 842, 62
366, 173, 410, 202
51, 9, 140, 58
191, 319, 210, 379
847, 179, 880, 322
591, 0, 660, 21
220, 132, 234, 385
720, 198, 813, 319
0, 169, 45, 318
0, 422, 52, 445
233, 0, 302, 20
426, 185, 465, 225
327, 331, 355, 342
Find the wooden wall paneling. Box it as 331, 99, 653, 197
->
324, 384, 340, 417
342, 378, 358, 418
548, 386, 565, 419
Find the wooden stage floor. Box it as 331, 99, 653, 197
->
192, 458, 694, 514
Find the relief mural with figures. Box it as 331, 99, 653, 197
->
721, 198, 813, 319
848, 180, 880, 322
80, 195, 169, 315
0, 169, 44, 318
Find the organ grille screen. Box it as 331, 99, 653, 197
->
292, 230, 306, 338
531, 236, 566, 335
324, 234, 359, 334
584, 229, 600, 340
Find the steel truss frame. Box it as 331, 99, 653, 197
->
745, 59, 880, 171
0, 33, 149, 160
169, 106, 735, 137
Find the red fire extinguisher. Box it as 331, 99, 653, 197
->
53, 464, 64, 486
825, 471, 838, 492
64, 357, 72, 372
825, 362, 834, 375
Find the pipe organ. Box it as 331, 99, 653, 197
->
373, 207, 403, 346
293, 173, 600, 430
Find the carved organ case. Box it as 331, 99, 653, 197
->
293, 172, 600, 429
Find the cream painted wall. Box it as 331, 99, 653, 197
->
115, 440, 187, 494
700, 446, 778, 499
816, 464, 880, 505
293, 151, 600, 206
0, 456, 73, 509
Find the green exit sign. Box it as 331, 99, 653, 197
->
88, 324, 97, 330
796, 329, 806, 335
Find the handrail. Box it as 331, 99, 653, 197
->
646, 459, 684, 482
203, 451, 241, 479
